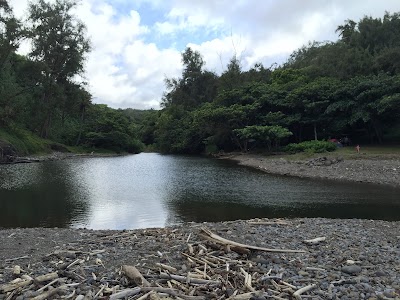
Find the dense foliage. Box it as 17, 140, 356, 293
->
0, 0, 143, 154
284, 140, 337, 154
1, 4, 400, 156
143, 12, 400, 154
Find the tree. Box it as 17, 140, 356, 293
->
233, 125, 292, 152
0, 0, 22, 70
162, 47, 218, 109
218, 56, 242, 92
336, 19, 357, 44
27, 0, 90, 138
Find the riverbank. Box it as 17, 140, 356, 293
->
1, 218, 399, 299
222, 151, 400, 188
0, 151, 125, 164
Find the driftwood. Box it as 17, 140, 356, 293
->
200, 227, 306, 253
141, 287, 206, 300
35, 272, 59, 283
32, 286, 65, 300
122, 265, 151, 287
293, 283, 317, 300
228, 291, 265, 300
0, 224, 321, 300
155, 262, 177, 273
303, 237, 326, 245
109, 287, 141, 300
0, 279, 32, 293
155, 272, 221, 285
247, 220, 290, 226
4, 255, 30, 262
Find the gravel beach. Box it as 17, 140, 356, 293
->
223, 153, 400, 187
1, 218, 399, 299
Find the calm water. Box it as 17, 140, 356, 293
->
0, 153, 399, 229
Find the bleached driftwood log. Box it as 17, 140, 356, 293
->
293, 283, 317, 299
200, 227, 306, 253
122, 265, 151, 287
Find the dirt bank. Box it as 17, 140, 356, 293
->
223, 153, 400, 187
1, 218, 399, 299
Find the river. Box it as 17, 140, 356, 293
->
0, 153, 399, 229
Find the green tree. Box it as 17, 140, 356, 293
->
162, 47, 218, 109
233, 125, 292, 152
27, 0, 90, 138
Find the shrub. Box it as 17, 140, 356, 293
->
284, 140, 337, 153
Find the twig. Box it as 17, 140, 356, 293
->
5, 255, 30, 262
36, 278, 60, 293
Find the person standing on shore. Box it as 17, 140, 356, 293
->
356, 144, 360, 153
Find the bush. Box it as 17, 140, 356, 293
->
284, 140, 337, 153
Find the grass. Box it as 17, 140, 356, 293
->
0, 126, 128, 157
0, 127, 51, 155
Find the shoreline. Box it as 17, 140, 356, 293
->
220, 152, 400, 188
1, 218, 399, 299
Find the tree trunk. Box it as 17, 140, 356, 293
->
371, 119, 383, 144
314, 123, 318, 141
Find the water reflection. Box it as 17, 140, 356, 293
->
0, 153, 399, 229
0, 161, 89, 228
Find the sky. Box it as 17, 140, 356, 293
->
10, 0, 400, 110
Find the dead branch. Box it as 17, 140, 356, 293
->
293, 283, 317, 300
200, 227, 306, 253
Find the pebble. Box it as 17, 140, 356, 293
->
341, 265, 362, 275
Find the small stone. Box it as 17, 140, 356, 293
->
341, 265, 362, 275
383, 289, 396, 298
375, 270, 387, 277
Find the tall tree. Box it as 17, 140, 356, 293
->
0, 0, 21, 70
27, 0, 90, 138
162, 47, 217, 109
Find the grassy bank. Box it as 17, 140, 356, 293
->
0, 127, 126, 158
0, 127, 51, 156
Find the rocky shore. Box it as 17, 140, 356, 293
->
1, 218, 399, 299
223, 153, 400, 188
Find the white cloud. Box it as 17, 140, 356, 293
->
9, 0, 400, 109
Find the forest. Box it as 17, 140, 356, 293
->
1, 0, 400, 157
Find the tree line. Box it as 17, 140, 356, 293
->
2, 2, 400, 156
0, 0, 143, 154
139, 12, 400, 153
